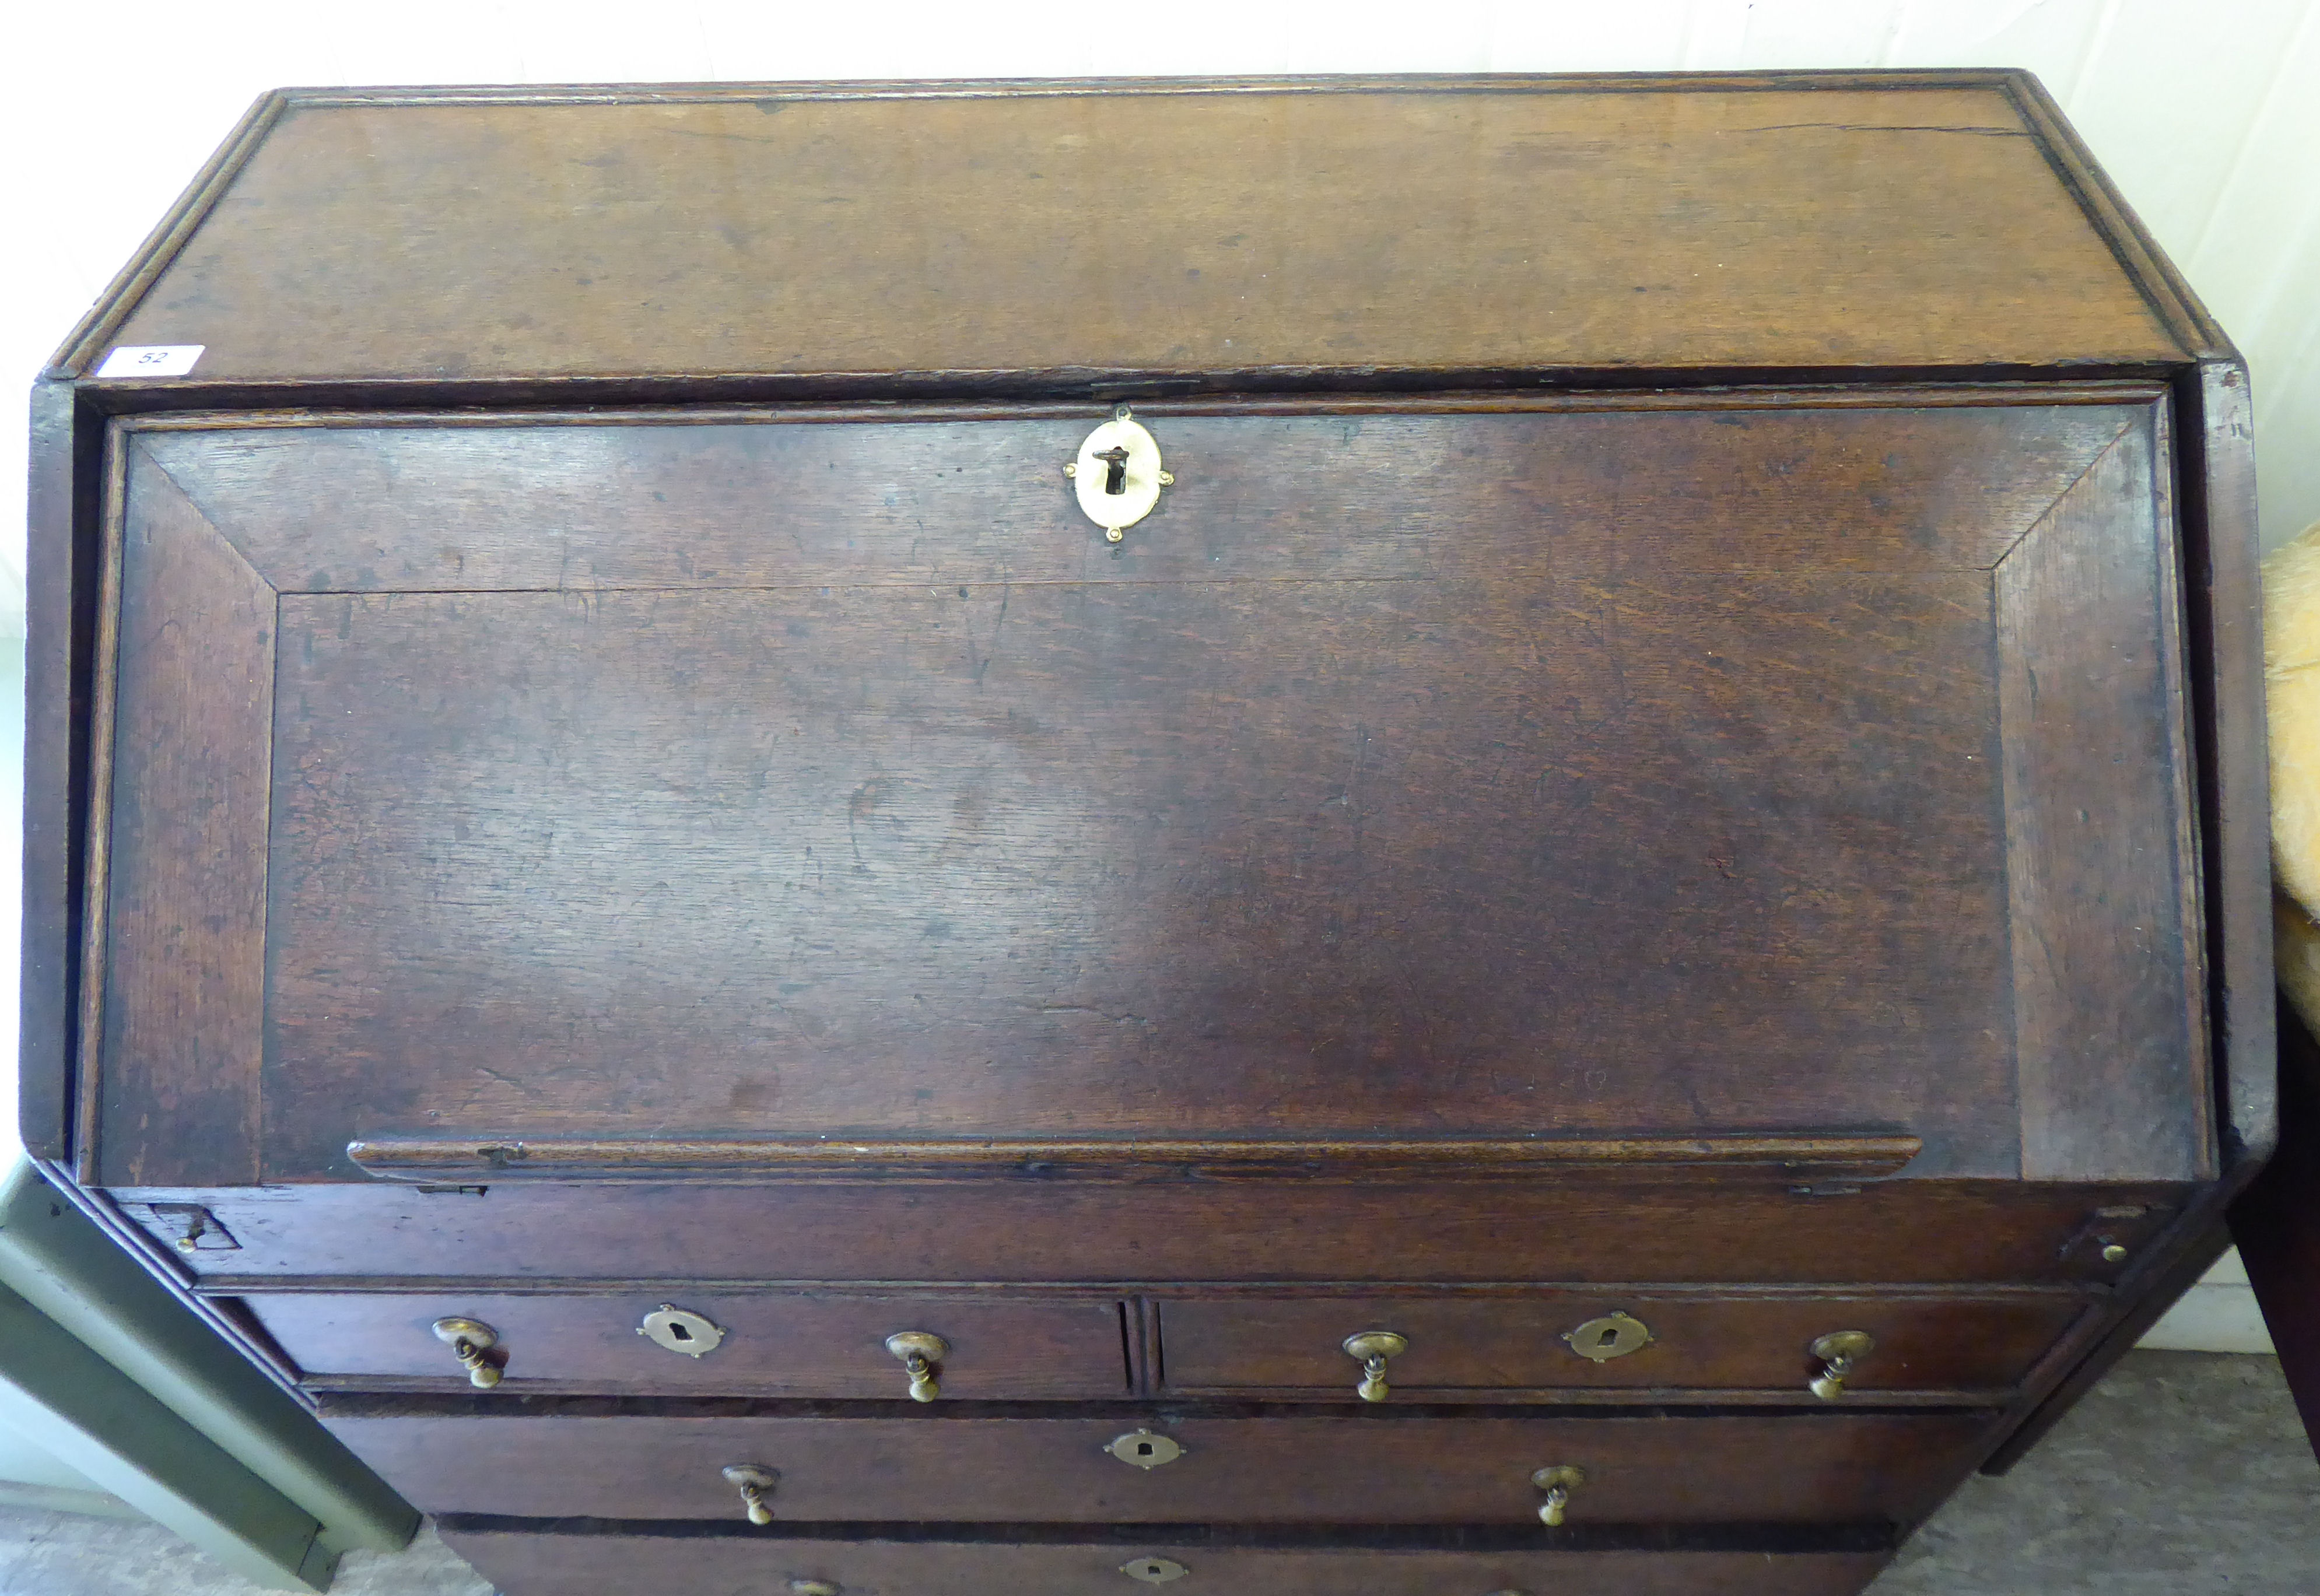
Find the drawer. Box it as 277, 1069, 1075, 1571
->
330, 1406, 1988, 1525
439, 1527, 1893, 1596
244, 1292, 1129, 1397
1157, 1293, 2086, 1399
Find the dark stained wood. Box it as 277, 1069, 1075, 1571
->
2185, 360, 2277, 1160
1155, 1295, 2084, 1398
245, 1292, 1131, 1398
2232, 1001, 2320, 1462
71, 398, 2210, 1185
73, 79, 2180, 390
19, 76, 2271, 1590
140, 401, 2136, 591
142, 1180, 2186, 1288
436, 1525, 1894, 1596
345, 1132, 1922, 1183
326, 1408, 1990, 1524
1996, 409, 2210, 1180
90, 439, 275, 1187
19, 379, 83, 1159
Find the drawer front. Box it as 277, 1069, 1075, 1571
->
246, 1293, 1129, 1397
1157, 1295, 2086, 1398
332, 1408, 1988, 1525
440, 1528, 1891, 1596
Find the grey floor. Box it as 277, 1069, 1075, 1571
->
0, 1352, 2312, 1595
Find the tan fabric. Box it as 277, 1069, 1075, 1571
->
2266, 520, 2320, 1029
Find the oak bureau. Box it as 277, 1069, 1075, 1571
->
22, 73, 2271, 1596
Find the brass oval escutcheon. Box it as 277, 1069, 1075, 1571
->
1562, 1311, 1652, 1362
1122, 1556, 1190, 1584
637, 1303, 726, 1358
1108, 1429, 1186, 1469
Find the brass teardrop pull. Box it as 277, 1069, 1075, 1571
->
1532, 1464, 1586, 1526
430, 1317, 502, 1388
1341, 1330, 1408, 1401
885, 1331, 950, 1401
721, 1464, 778, 1525
1809, 1330, 1876, 1400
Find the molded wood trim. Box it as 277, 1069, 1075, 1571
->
346, 1134, 1924, 1184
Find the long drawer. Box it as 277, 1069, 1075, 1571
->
438, 1526, 1895, 1596
244, 1292, 1131, 1397
1157, 1293, 2086, 1399
326, 1406, 1990, 1525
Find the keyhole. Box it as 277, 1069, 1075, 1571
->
1095, 444, 1130, 495
1136, 1441, 1154, 1457
671, 1323, 692, 1342
1597, 1327, 1620, 1348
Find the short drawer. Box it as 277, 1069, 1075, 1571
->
244, 1292, 1130, 1398
440, 1527, 1893, 1596
1155, 1293, 2086, 1399
326, 1403, 1989, 1525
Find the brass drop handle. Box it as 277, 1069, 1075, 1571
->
1809, 1330, 1876, 1400
430, 1317, 502, 1388
885, 1331, 949, 1401
1532, 1464, 1586, 1527
1342, 1330, 1408, 1402
721, 1464, 777, 1525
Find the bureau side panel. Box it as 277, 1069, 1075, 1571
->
89, 442, 274, 1187
1998, 407, 2210, 1180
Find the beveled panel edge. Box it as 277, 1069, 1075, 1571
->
69, 429, 132, 1185
1996, 407, 2210, 1181
2182, 362, 2274, 1164
345, 1134, 1923, 1184
50, 92, 290, 378
106, 381, 2177, 437
273, 69, 2033, 108
81, 435, 279, 1188
2000, 76, 2228, 363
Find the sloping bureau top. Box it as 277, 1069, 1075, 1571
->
54, 75, 2200, 388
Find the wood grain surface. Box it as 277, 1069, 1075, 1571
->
82, 398, 2205, 1184
1154, 1293, 2083, 1397
91, 440, 274, 1186
326, 1407, 1989, 1524
245, 1290, 1130, 1398
435, 1525, 1894, 1596
146, 1180, 2185, 1287
84, 80, 2180, 386
1996, 413, 2209, 1180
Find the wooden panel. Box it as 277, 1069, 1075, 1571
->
91, 441, 276, 1186
90, 79, 2179, 386
157, 400, 2098, 1182
143, 403, 2135, 591
1157, 1295, 2083, 1397
147, 1180, 2188, 1286
20, 380, 83, 1160
1997, 412, 2209, 1179
437, 1527, 1892, 1596
245, 1292, 1130, 1398
326, 1406, 1989, 1525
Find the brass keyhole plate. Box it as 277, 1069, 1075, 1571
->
1108, 1429, 1186, 1469
1563, 1311, 1652, 1362
1068, 409, 1170, 539
637, 1303, 726, 1358
1122, 1556, 1189, 1584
